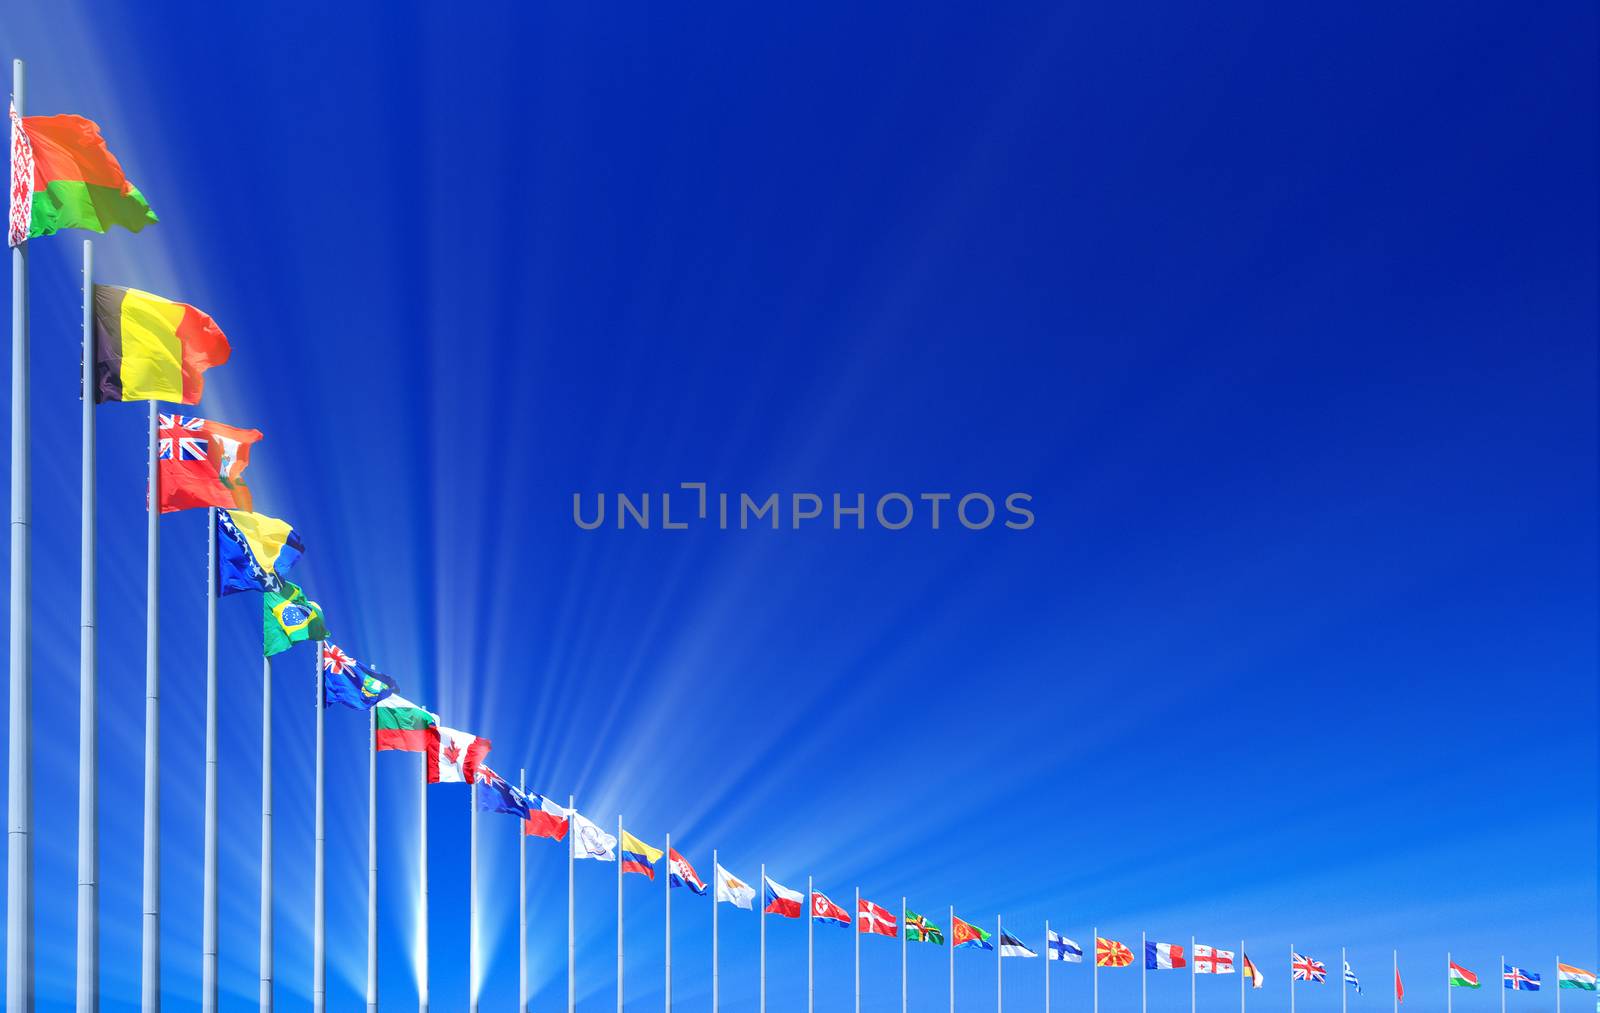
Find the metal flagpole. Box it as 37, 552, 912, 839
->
568, 794, 576, 1013
1500, 955, 1505, 1013
203, 508, 220, 1013
901, 897, 908, 1013
760, 864, 767, 1013
855, 888, 861, 1013
141, 397, 158, 1013
711, 849, 719, 1013
807, 876, 814, 1013
1392, 951, 1397, 1013
519, 770, 527, 1013
997, 916, 1003, 1013
366, 710, 377, 1013
1192, 936, 1197, 1013
469, 777, 478, 1013
1142, 933, 1147, 1013
1044, 921, 1050, 1013
419, 753, 430, 1013
76, 238, 97, 1013
1240, 940, 1245, 1013
313, 643, 326, 1013
664, 833, 671, 1013
617, 815, 624, 1013
1342, 948, 1348, 1013
949, 906, 956, 1013
7, 55, 33, 1013
1093, 927, 1098, 1013
1554, 956, 1560, 1013
260, 658, 272, 1012
1289, 945, 1295, 1013
1446, 953, 1452, 1013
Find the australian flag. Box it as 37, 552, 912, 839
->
320, 643, 397, 711
475, 766, 532, 819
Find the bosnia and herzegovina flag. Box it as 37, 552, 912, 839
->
93, 285, 230, 404
9, 107, 157, 246
620, 830, 664, 879
216, 509, 303, 596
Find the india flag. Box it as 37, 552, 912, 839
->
1558, 964, 1597, 991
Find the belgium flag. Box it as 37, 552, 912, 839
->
92, 285, 231, 403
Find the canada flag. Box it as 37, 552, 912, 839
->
426, 725, 490, 784
810, 890, 852, 927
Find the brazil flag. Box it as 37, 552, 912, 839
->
263, 581, 327, 657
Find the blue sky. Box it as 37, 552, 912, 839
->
0, 0, 1595, 1011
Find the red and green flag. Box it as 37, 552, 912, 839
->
1449, 962, 1480, 989
10, 107, 156, 245
951, 915, 993, 950
375, 695, 438, 752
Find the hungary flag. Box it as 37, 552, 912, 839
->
375, 695, 437, 752
1449, 963, 1480, 989
10, 107, 157, 245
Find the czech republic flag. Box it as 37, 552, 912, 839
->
763, 876, 804, 918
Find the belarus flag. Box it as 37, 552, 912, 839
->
763, 876, 803, 918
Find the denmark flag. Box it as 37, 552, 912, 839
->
858, 898, 898, 937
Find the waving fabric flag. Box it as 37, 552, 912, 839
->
320, 643, 396, 711
1344, 962, 1362, 993
570, 812, 617, 861
1503, 967, 1540, 992
668, 850, 707, 894
9, 108, 157, 245
1396, 966, 1404, 1004
858, 899, 897, 937
952, 916, 993, 951
763, 877, 804, 918
810, 890, 851, 927
1097, 938, 1134, 968
1449, 963, 1480, 989
1047, 931, 1082, 962
1243, 954, 1265, 989
475, 766, 531, 819
620, 831, 664, 878
92, 285, 229, 403
905, 911, 944, 945
1148, 942, 1187, 970
1293, 954, 1328, 983
374, 695, 437, 751
1000, 932, 1037, 958
158, 413, 262, 513
426, 726, 490, 784
216, 509, 302, 596
524, 795, 570, 840
715, 865, 756, 909
263, 583, 326, 657
1558, 964, 1597, 991
1195, 946, 1235, 974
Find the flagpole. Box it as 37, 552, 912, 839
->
313, 642, 326, 1013
901, 897, 908, 1013
1240, 940, 1246, 1013
75, 237, 97, 1013
664, 833, 671, 1013
617, 814, 624, 1013
260, 657, 272, 1012
1093, 926, 1098, 1013
996, 915, 1003, 1013
6, 54, 34, 1013
519, 770, 527, 1013
568, 793, 576, 1013
1191, 936, 1197, 1013
1500, 955, 1505, 1013
203, 507, 220, 1013
711, 849, 719, 1013
1447, 953, 1452, 1013
1290, 944, 1295, 1013
141, 397, 158, 1013
469, 775, 479, 1013
855, 887, 861, 1013
760, 864, 767, 1013
806, 877, 814, 1013
1342, 947, 1347, 1013
419, 753, 430, 1013
1142, 932, 1147, 1013
366, 708, 377, 1013
1554, 957, 1560, 1013
950, 906, 956, 1013
1393, 951, 1397, 1013
1043, 921, 1050, 1013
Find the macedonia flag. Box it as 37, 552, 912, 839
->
9, 107, 157, 245
93, 286, 231, 403
1097, 937, 1135, 968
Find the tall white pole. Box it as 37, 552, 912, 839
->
366, 711, 377, 1013
949, 907, 956, 1013
901, 898, 908, 1013
313, 643, 325, 1013
854, 888, 861, 1013
1447, 953, 1452, 1013
519, 770, 527, 1013
1142, 932, 1147, 1013
807, 877, 814, 1013
419, 754, 430, 1013
1500, 955, 1505, 1013
1392, 951, 1397, 1013
1192, 936, 1197, 1013
75, 238, 97, 1013
140, 398, 158, 1013
997, 916, 1003, 1013
1342, 947, 1348, 1013
1554, 956, 1560, 1013
711, 849, 719, 1013
469, 776, 478, 1013
1240, 941, 1246, 1013
760, 864, 767, 1013
7, 55, 33, 1013
617, 815, 624, 1013
567, 794, 576, 1013
202, 508, 219, 1013
1093, 928, 1098, 1013
259, 658, 272, 1012
1044, 921, 1050, 1013
1290, 945, 1295, 1013
664, 833, 671, 1013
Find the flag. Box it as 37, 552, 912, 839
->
158, 413, 261, 513
763, 876, 803, 918
668, 849, 707, 894
1097, 938, 1135, 968
715, 865, 755, 909
1000, 932, 1038, 958
1396, 965, 1404, 1004
263, 583, 326, 657
426, 726, 490, 784
1195, 946, 1235, 974
1244, 954, 1265, 989
1148, 942, 1188, 970
9, 108, 156, 245
524, 794, 570, 840
92, 285, 228, 403
1503, 967, 1540, 992
1558, 965, 1598, 991
952, 916, 992, 951
905, 910, 944, 945
620, 831, 663, 879
374, 694, 437, 752
810, 890, 851, 928
1345, 962, 1362, 993
475, 766, 531, 819
858, 898, 897, 938
1450, 963, 1480, 989
571, 811, 617, 861
320, 643, 396, 711
1294, 954, 1328, 983
1048, 930, 1082, 962
215, 509, 302, 596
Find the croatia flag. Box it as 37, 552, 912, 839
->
1147, 942, 1187, 970
763, 876, 804, 918
668, 849, 708, 894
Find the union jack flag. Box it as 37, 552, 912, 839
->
158, 414, 208, 461
1294, 954, 1328, 983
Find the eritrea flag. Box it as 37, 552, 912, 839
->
951, 915, 992, 950
10, 107, 156, 245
